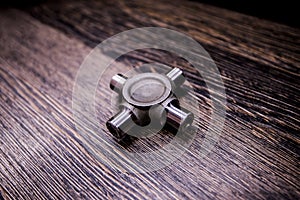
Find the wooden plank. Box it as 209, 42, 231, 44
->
0, 0, 299, 199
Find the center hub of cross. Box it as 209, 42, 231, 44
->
122, 73, 172, 107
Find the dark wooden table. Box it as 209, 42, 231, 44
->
0, 0, 299, 199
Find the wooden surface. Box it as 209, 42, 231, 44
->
0, 0, 299, 199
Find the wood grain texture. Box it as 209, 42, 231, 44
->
0, 0, 299, 199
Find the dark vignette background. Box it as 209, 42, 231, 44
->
191, 0, 299, 28
0, 0, 299, 28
